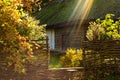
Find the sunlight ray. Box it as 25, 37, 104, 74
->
77, 0, 94, 31
69, 0, 82, 20
63, 0, 94, 48
77, 0, 94, 33
67, 0, 94, 35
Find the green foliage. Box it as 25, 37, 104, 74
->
86, 22, 106, 41
60, 48, 83, 67
86, 14, 120, 41
49, 55, 62, 68
22, 0, 42, 13
17, 16, 46, 40
0, 0, 46, 73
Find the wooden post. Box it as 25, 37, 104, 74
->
46, 36, 50, 54
46, 36, 50, 69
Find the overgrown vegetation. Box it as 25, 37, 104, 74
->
60, 48, 83, 67
49, 48, 83, 68
86, 14, 120, 41
85, 14, 120, 80
0, 0, 46, 73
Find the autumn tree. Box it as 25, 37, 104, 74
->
0, 0, 46, 73
22, 0, 42, 13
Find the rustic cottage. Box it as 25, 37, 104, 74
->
34, 0, 120, 52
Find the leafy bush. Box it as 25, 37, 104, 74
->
86, 14, 120, 41
0, 0, 46, 73
60, 48, 83, 67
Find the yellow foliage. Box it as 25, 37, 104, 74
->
60, 48, 83, 67
0, 0, 46, 73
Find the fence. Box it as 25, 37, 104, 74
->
0, 36, 50, 80
82, 40, 120, 80
1, 36, 84, 80
30, 36, 50, 54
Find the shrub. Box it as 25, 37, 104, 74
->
0, 0, 46, 73
60, 48, 83, 67
86, 14, 120, 41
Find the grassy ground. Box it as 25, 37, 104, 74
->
49, 55, 62, 68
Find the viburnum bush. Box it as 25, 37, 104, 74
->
0, 0, 46, 73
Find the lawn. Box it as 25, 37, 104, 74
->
49, 55, 62, 68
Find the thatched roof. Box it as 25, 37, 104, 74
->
88, 0, 120, 19
34, 0, 120, 26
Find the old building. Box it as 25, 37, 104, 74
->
34, 0, 120, 52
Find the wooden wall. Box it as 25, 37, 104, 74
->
54, 20, 88, 51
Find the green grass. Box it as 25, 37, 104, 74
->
49, 55, 62, 68
106, 74, 120, 80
